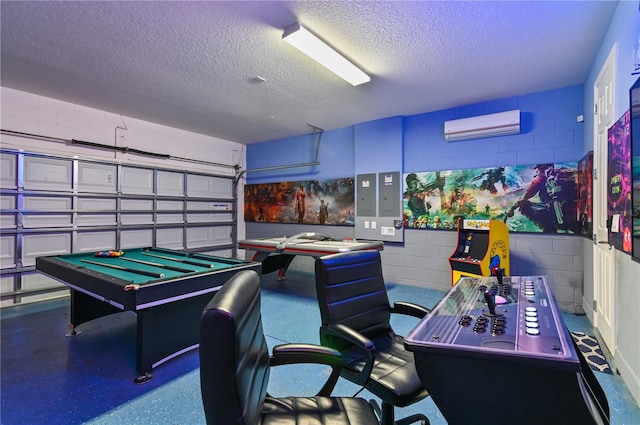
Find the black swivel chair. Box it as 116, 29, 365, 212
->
199, 269, 381, 425
315, 250, 431, 425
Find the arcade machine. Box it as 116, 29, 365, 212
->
448, 219, 509, 285
405, 273, 609, 425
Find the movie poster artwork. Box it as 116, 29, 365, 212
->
634, 144, 640, 258
403, 161, 580, 234
607, 109, 632, 253
577, 151, 594, 238
634, 151, 640, 261
632, 80, 640, 261
244, 178, 355, 225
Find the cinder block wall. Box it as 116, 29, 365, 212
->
380, 230, 584, 313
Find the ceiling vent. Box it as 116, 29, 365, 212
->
444, 110, 520, 142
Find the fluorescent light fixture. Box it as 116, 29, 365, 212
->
283, 22, 370, 86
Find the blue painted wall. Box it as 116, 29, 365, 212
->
247, 85, 585, 181
246, 126, 354, 183
404, 85, 584, 173
354, 116, 404, 175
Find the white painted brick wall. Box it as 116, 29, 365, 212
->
1, 87, 248, 244
1, 87, 244, 177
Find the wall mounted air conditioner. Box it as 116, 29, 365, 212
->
444, 109, 520, 141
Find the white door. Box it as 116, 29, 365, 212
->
593, 44, 617, 355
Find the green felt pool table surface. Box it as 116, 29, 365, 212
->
54, 248, 245, 285
36, 247, 262, 309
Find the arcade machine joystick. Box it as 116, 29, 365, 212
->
489, 267, 510, 305
483, 290, 502, 317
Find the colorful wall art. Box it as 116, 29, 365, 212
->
403, 162, 580, 234
607, 109, 632, 253
631, 77, 640, 261
244, 178, 355, 225
577, 151, 594, 238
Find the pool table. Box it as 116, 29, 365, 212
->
239, 232, 384, 280
36, 247, 261, 383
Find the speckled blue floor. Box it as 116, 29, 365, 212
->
1, 271, 639, 424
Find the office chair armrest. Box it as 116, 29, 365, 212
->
270, 343, 343, 396
391, 301, 431, 319
324, 323, 376, 353
321, 323, 376, 385
271, 343, 342, 367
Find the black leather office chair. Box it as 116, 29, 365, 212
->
315, 250, 431, 425
199, 269, 381, 425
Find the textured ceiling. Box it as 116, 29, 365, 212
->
0, 1, 618, 144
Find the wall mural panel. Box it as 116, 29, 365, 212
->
403, 162, 580, 234
244, 178, 355, 225
631, 77, 640, 261
607, 109, 632, 253
577, 151, 594, 239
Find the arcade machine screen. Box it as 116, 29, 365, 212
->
454, 230, 490, 261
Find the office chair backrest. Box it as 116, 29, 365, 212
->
200, 270, 269, 425
315, 250, 392, 339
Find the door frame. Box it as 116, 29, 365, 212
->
591, 43, 617, 356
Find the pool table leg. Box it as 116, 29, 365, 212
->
134, 372, 153, 384
134, 292, 214, 383
67, 289, 123, 337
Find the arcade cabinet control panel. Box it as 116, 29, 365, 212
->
405, 272, 610, 425
408, 272, 573, 359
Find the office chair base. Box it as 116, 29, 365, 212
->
397, 413, 429, 425
371, 400, 429, 425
